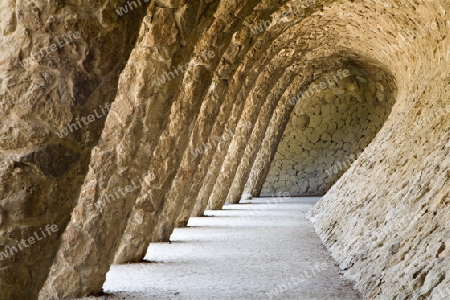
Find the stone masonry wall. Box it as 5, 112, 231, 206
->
0, 0, 149, 298
262, 65, 396, 195
0, 0, 448, 299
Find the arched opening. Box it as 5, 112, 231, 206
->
261, 62, 397, 196
0, 0, 448, 299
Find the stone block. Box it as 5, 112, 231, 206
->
309, 115, 322, 128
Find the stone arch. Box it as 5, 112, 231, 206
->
260, 62, 397, 196
0, 0, 447, 299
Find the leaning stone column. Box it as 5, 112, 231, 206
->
113, 0, 259, 264
242, 78, 301, 198
189, 92, 249, 217
207, 57, 296, 210
38, 2, 190, 298
149, 78, 237, 242
225, 68, 297, 204
191, 55, 293, 216
150, 28, 259, 241
177, 1, 306, 226
0, 0, 148, 299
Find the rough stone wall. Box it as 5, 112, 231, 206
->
310, 77, 450, 298
183, 0, 329, 217
261, 65, 396, 196
307, 2, 450, 300
0, 0, 149, 298
0, 0, 448, 299
40, 1, 226, 297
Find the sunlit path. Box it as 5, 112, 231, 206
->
84, 197, 361, 300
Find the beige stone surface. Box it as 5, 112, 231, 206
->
0, 0, 448, 298
262, 65, 396, 196
307, 4, 450, 300
0, 0, 150, 298
309, 81, 450, 298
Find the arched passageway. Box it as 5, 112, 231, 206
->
261, 63, 397, 196
0, 0, 448, 299
85, 197, 362, 299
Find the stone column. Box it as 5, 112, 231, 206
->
207, 59, 296, 210
241, 77, 311, 198
113, 0, 258, 264
0, 0, 149, 298
225, 67, 297, 204
39, 2, 189, 298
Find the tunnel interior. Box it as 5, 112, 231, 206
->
262, 62, 397, 196
0, 0, 448, 299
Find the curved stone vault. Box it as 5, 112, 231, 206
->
0, 0, 448, 299
261, 64, 397, 196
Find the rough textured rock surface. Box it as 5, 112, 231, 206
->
309, 82, 450, 298
113, 0, 256, 264
262, 65, 396, 196
40, 1, 220, 297
0, 0, 148, 298
0, 0, 448, 299
307, 2, 450, 300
